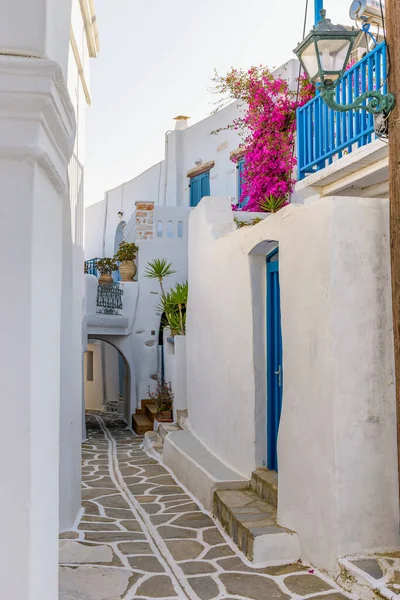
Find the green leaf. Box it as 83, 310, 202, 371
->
258, 195, 286, 213
144, 258, 176, 280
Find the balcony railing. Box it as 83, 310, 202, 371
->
85, 258, 121, 282
297, 42, 388, 180
96, 283, 123, 316
85, 258, 100, 276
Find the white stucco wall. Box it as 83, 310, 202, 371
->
163, 331, 188, 421
186, 198, 269, 478
277, 196, 400, 569
60, 0, 98, 533
0, 17, 76, 597
84, 342, 104, 410
130, 226, 189, 405
186, 196, 399, 572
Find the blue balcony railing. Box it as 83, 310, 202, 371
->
85, 258, 100, 276
85, 258, 121, 282
297, 42, 389, 180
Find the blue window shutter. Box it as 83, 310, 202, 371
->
237, 158, 249, 208
190, 171, 210, 207
200, 172, 210, 198
190, 176, 201, 207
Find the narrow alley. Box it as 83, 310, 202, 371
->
59, 413, 350, 600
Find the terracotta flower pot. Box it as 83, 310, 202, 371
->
156, 410, 173, 423
99, 273, 113, 284
119, 260, 137, 282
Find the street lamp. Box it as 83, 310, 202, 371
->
293, 9, 395, 115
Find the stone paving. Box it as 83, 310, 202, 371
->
59, 412, 354, 600
340, 554, 400, 598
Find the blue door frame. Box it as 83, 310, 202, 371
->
267, 253, 283, 472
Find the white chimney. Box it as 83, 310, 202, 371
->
174, 115, 190, 131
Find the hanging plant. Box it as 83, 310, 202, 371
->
212, 67, 314, 212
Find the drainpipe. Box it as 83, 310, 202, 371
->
315, 0, 323, 24
102, 191, 109, 256
163, 130, 172, 206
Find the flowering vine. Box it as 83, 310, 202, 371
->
212, 67, 314, 212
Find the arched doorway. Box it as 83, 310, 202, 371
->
84, 336, 135, 427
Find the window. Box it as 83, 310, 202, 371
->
237, 158, 249, 208
167, 221, 174, 238
157, 221, 163, 238
177, 221, 184, 238
86, 351, 94, 382
190, 171, 210, 207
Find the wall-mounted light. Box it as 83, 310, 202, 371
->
293, 10, 395, 115
195, 159, 203, 166
117, 211, 123, 218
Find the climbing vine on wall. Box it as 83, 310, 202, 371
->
212, 67, 314, 212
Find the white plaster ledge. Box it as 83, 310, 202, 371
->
87, 315, 130, 330
164, 431, 249, 511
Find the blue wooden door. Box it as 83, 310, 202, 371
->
267, 256, 283, 472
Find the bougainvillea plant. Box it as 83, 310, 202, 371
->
212, 66, 314, 212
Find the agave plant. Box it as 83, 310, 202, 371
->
157, 281, 188, 336
258, 195, 288, 213
144, 258, 176, 295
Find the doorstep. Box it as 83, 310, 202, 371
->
214, 487, 300, 564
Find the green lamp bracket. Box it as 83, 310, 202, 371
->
321, 88, 396, 115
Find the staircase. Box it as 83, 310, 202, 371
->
214, 468, 301, 564
132, 400, 157, 435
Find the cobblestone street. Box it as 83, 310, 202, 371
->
59, 413, 352, 600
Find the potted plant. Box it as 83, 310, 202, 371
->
148, 377, 174, 422
114, 241, 139, 282
97, 257, 118, 284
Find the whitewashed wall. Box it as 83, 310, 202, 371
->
0, 1, 76, 596
60, 0, 99, 532
163, 330, 188, 421
128, 210, 190, 405
185, 195, 399, 572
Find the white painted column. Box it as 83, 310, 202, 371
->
0, 1, 75, 597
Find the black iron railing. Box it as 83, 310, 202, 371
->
96, 283, 123, 315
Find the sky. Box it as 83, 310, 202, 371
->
85, 0, 354, 206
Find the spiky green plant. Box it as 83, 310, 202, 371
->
170, 282, 188, 335
144, 258, 176, 295
258, 195, 287, 213
156, 281, 188, 336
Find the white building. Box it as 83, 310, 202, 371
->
162, 38, 399, 577
83, 19, 399, 580
0, 0, 98, 596
84, 59, 298, 429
